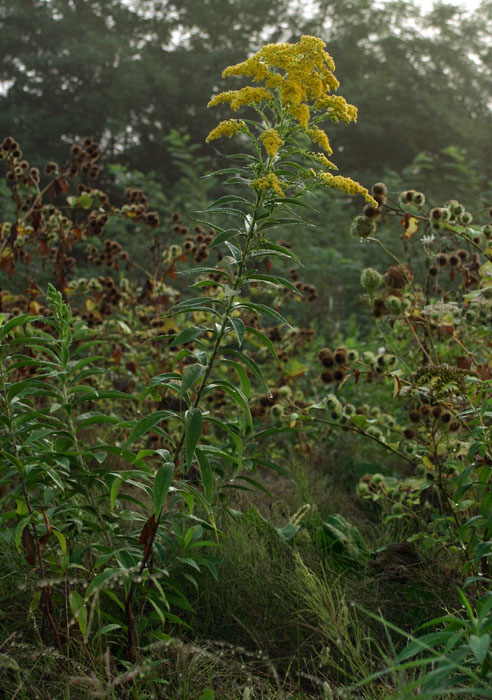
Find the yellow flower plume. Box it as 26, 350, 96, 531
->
251, 173, 285, 197
206, 119, 246, 143
259, 128, 284, 158
207, 35, 356, 138
317, 172, 378, 206
206, 36, 373, 205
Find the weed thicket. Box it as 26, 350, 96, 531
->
1, 35, 492, 699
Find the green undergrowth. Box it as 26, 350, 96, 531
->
0, 477, 464, 699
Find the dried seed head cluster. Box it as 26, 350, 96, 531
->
385, 265, 413, 292
1, 137, 41, 187
86, 210, 109, 237
318, 345, 348, 383
86, 239, 129, 269
349, 181, 392, 239
429, 247, 483, 292
121, 187, 160, 227
398, 189, 426, 208
172, 223, 216, 264
404, 403, 459, 433
252, 386, 298, 419
68, 138, 100, 179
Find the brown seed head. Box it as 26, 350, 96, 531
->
385, 265, 413, 290
372, 182, 387, 196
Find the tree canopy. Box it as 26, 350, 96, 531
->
0, 0, 490, 186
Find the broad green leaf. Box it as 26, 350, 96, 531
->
220, 359, 250, 399
189, 279, 222, 289
53, 529, 67, 555
169, 304, 222, 318
277, 522, 300, 541
206, 194, 251, 208
124, 411, 172, 447
204, 167, 249, 178
205, 381, 252, 429
245, 272, 300, 294
15, 516, 32, 554
169, 326, 206, 348
198, 690, 215, 700
16, 499, 28, 516
171, 296, 219, 310
229, 317, 245, 346
76, 414, 121, 431
197, 205, 245, 218
350, 415, 370, 430
469, 634, 490, 665
77, 193, 92, 209
245, 326, 279, 363
68, 354, 105, 376
153, 462, 175, 516
0, 314, 36, 340
149, 372, 182, 388
180, 363, 206, 396
250, 242, 301, 265
185, 408, 203, 469
276, 196, 314, 210
208, 229, 242, 249
235, 302, 291, 328
224, 240, 242, 261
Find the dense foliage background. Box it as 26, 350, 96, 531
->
1, 2, 492, 699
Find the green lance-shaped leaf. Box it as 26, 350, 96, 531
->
229, 317, 245, 346
185, 407, 203, 470
169, 326, 206, 348
69, 590, 88, 638
85, 568, 126, 598
153, 462, 175, 516
469, 633, 490, 665
123, 410, 172, 447
195, 447, 214, 504
246, 326, 279, 364
0, 314, 37, 341
180, 363, 206, 397
110, 477, 122, 511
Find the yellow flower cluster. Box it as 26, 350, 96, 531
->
220, 36, 351, 126
317, 172, 378, 206
206, 119, 246, 143
207, 35, 357, 141
314, 94, 358, 124
306, 126, 332, 155
259, 128, 284, 157
207, 87, 272, 112
251, 173, 285, 197
206, 36, 371, 206
308, 152, 337, 170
